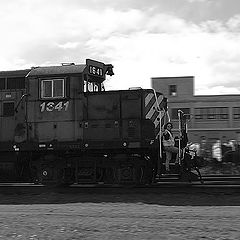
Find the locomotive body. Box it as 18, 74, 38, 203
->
0, 59, 165, 184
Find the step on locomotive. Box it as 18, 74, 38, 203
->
0, 59, 202, 185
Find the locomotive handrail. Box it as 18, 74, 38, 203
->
151, 89, 168, 177
14, 93, 29, 113
177, 110, 184, 165
177, 110, 191, 165
152, 89, 162, 155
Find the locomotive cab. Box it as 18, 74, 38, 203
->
25, 59, 113, 145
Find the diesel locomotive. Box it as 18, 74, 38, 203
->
0, 59, 200, 185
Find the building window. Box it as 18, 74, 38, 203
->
171, 108, 190, 119
195, 107, 229, 120
233, 107, 240, 119
219, 107, 228, 119
194, 108, 203, 119
40, 79, 65, 99
3, 102, 15, 117
169, 85, 177, 96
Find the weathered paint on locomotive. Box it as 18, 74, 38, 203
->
26, 65, 85, 143
0, 60, 166, 184
24, 65, 162, 151
0, 70, 30, 181
0, 70, 29, 147
83, 89, 159, 148
0, 64, 163, 151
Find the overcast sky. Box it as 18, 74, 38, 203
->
1, 0, 240, 95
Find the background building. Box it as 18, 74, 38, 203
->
152, 76, 240, 157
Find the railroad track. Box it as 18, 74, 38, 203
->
0, 175, 239, 189
0, 179, 238, 200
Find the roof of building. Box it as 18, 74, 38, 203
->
151, 76, 194, 80
193, 94, 240, 101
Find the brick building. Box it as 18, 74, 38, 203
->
151, 76, 240, 148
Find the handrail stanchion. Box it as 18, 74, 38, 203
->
152, 89, 167, 178
177, 110, 183, 165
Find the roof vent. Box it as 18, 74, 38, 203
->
128, 87, 142, 90
61, 63, 75, 66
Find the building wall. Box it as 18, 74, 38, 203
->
151, 76, 240, 146
152, 76, 194, 99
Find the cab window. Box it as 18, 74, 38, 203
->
41, 79, 65, 99
83, 81, 104, 92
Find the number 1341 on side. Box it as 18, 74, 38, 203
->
40, 101, 69, 112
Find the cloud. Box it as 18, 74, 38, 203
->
197, 86, 240, 95
226, 15, 240, 31
186, 0, 208, 2
186, 0, 209, 2
0, 0, 240, 95
57, 42, 80, 50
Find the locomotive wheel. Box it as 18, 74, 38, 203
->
96, 167, 104, 183
102, 168, 116, 184
59, 167, 75, 186
38, 167, 59, 186
114, 165, 137, 185
31, 163, 63, 186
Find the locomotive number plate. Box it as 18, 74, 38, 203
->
88, 65, 103, 77
40, 101, 69, 112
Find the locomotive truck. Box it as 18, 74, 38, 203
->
0, 59, 199, 185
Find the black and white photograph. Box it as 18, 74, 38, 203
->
0, 0, 240, 239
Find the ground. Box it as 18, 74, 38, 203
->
0, 188, 239, 239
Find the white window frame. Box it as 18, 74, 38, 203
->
40, 78, 65, 99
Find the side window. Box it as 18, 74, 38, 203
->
233, 107, 240, 119
84, 80, 87, 92
194, 107, 229, 120
88, 82, 94, 92
0, 78, 5, 90
40, 79, 65, 99
83, 81, 102, 92
7, 77, 25, 89
3, 102, 15, 117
